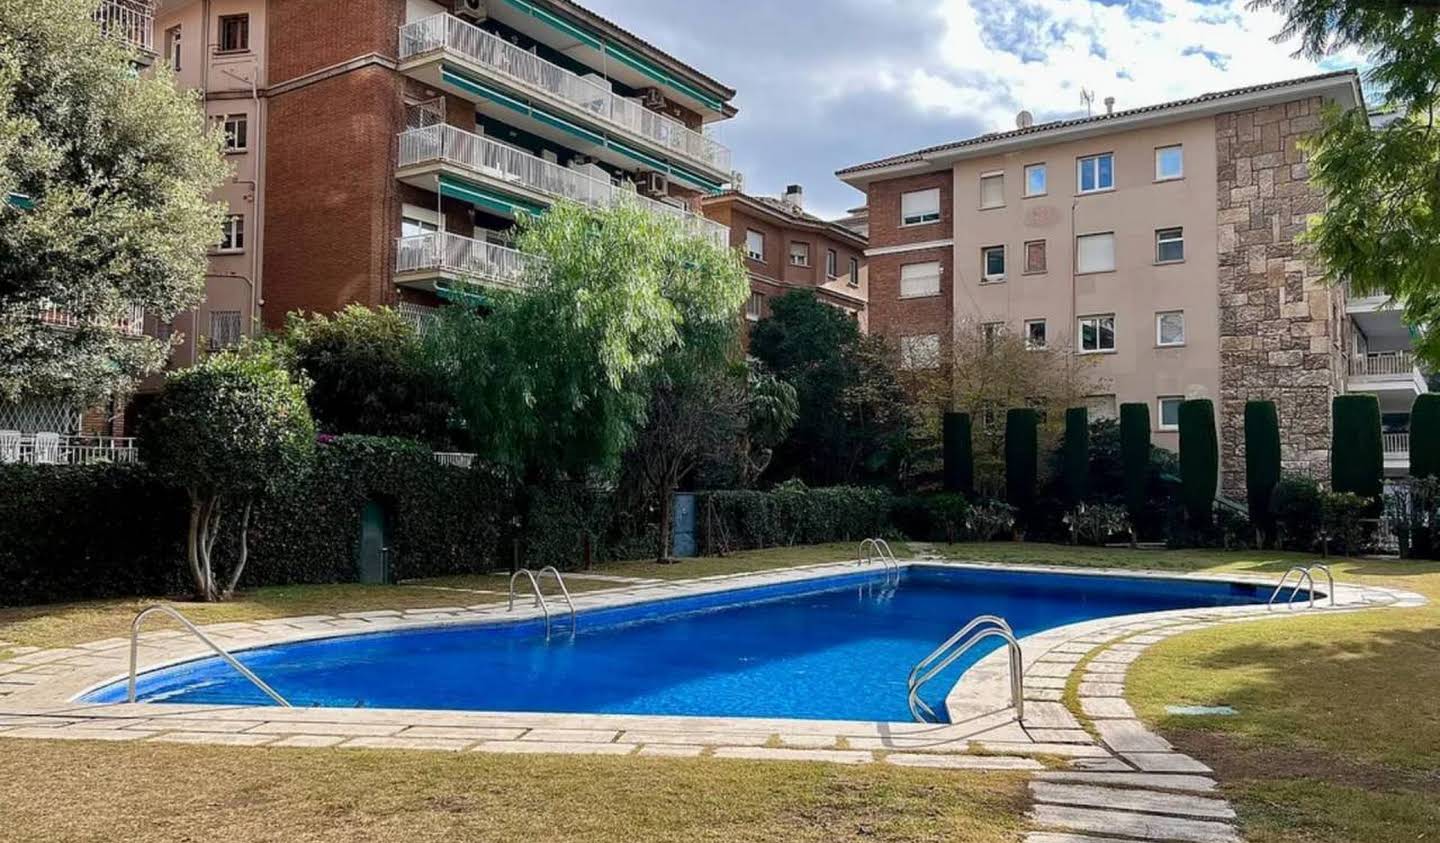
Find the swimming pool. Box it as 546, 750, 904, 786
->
87, 566, 1280, 722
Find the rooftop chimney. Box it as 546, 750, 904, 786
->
783, 184, 804, 209
1104, 96, 1115, 115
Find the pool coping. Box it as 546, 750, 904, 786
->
0, 558, 1425, 769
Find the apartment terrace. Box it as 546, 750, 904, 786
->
95, 0, 154, 55
1348, 350, 1428, 395
0, 433, 137, 466
397, 13, 730, 185
394, 231, 529, 293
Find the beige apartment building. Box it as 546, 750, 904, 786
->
839, 70, 1429, 491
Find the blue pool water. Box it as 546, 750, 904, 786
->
87, 567, 1276, 722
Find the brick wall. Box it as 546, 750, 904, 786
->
268, 0, 400, 84
867, 172, 952, 248
864, 172, 953, 347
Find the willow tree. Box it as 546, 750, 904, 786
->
0, 0, 228, 405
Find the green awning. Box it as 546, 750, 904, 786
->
438, 174, 546, 217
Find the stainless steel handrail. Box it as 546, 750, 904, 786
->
127, 604, 290, 706
857, 537, 899, 585
1308, 563, 1336, 607
1268, 566, 1316, 611
508, 568, 553, 638
907, 615, 1024, 723
537, 566, 577, 632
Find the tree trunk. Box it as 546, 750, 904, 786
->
222, 500, 253, 599
185, 492, 206, 600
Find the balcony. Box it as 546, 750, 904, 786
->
35, 303, 146, 337
1385, 431, 1410, 475
395, 231, 530, 293
0, 433, 138, 466
1348, 350, 1428, 400
95, 0, 154, 55
395, 123, 728, 245
397, 14, 730, 181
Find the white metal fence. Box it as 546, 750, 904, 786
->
1384, 432, 1410, 455
35, 302, 146, 337
1350, 350, 1419, 377
433, 452, 475, 468
0, 433, 138, 466
95, 0, 154, 53
396, 231, 529, 289
398, 13, 731, 174
397, 123, 727, 245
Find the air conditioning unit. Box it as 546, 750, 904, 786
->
641, 88, 666, 110
641, 171, 669, 198
453, 0, 486, 22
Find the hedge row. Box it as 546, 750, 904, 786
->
697, 486, 894, 552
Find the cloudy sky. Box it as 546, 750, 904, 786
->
583, 0, 1364, 220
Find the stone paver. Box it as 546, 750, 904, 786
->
1124, 753, 1213, 774
635, 744, 706, 758
1094, 720, 1172, 753
1080, 698, 1137, 720
1030, 782, 1235, 820
340, 736, 472, 752
148, 731, 279, 747
269, 734, 346, 748
1035, 771, 1217, 792
474, 740, 635, 756
884, 752, 1043, 771
1030, 804, 1240, 843
711, 747, 872, 765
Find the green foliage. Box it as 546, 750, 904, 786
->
0, 0, 229, 404
1244, 400, 1282, 542
1411, 394, 1440, 478
699, 486, 894, 551
1320, 490, 1372, 556
1062, 407, 1089, 507
1401, 477, 1440, 559
750, 291, 914, 486
1004, 408, 1038, 518
283, 306, 456, 448
942, 412, 974, 495
1070, 503, 1129, 546
1331, 394, 1383, 500
1119, 403, 1151, 532
969, 499, 1018, 542
1272, 474, 1324, 552
1178, 399, 1218, 529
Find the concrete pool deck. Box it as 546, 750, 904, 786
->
0, 559, 1425, 842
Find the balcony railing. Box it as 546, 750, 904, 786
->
0, 433, 138, 466
22, 302, 147, 337
1384, 432, 1410, 456
398, 13, 731, 174
396, 231, 530, 289
434, 452, 476, 469
1350, 351, 1419, 377
95, 0, 154, 53
397, 123, 727, 245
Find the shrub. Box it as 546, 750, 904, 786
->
942, 412, 974, 496
1320, 490, 1372, 556
1409, 477, 1440, 559
1215, 505, 1253, 551
1244, 400, 1281, 544
1271, 474, 1323, 552
698, 485, 893, 552
1178, 399, 1218, 530
1062, 407, 1089, 507
1411, 394, 1440, 479
1119, 403, 1151, 537
1004, 408, 1039, 522
1332, 394, 1383, 500
1069, 503, 1128, 546
969, 499, 1017, 542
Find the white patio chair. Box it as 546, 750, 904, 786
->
0, 430, 20, 463
33, 431, 61, 464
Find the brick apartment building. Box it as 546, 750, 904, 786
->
837, 70, 1430, 490
3, 0, 739, 459
701, 185, 868, 334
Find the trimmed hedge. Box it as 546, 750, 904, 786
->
1332, 394, 1383, 499
942, 412, 974, 496
1178, 399, 1218, 529
1412, 394, 1440, 479
1244, 400, 1281, 541
698, 486, 893, 552
1062, 407, 1089, 506
1005, 409, 1039, 518
1119, 403, 1151, 532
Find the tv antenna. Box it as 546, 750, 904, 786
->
1080, 87, 1095, 117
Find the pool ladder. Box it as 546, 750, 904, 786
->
907, 615, 1024, 724
509, 566, 577, 640
858, 537, 900, 586
127, 604, 291, 706
1267, 564, 1335, 611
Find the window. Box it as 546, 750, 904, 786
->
220, 114, 248, 152
982, 321, 1004, 352
1024, 163, 1047, 197
789, 242, 809, 267
745, 229, 764, 261
218, 215, 245, 252
901, 188, 940, 225
1155, 227, 1184, 263
1078, 314, 1116, 353
849, 257, 860, 285
746, 291, 764, 322
1155, 145, 1183, 181
1156, 310, 1186, 346
207, 310, 242, 351
979, 173, 1004, 209
1024, 239, 1047, 274
900, 261, 941, 298
1024, 319, 1047, 350
218, 14, 249, 52
1087, 394, 1118, 421
1158, 396, 1184, 431
1075, 232, 1115, 273
826, 248, 838, 277
164, 25, 181, 71
1077, 153, 1114, 193
981, 245, 1005, 282
900, 334, 941, 370
401, 204, 440, 237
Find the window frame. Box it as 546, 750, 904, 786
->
220, 113, 248, 152
1023, 239, 1047, 275
899, 260, 942, 299
207, 309, 243, 352
982, 321, 1005, 352
1024, 318, 1048, 350
1077, 313, 1117, 354
979, 171, 1005, 210
744, 229, 765, 262
848, 257, 860, 286
1023, 163, 1047, 197
1156, 310, 1186, 347
788, 241, 810, 267
217, 14, 250, 53
218, 214, 245, 253
900, 188, 941, 226
1155, 227, 1185, 264
1157, 396, 1184, 431
1076, 152, 1115, 194
745, 291, 764, 322
164, 25, 182, 71
826, 248, 838, 277
1075, 231, 1116, 274
981, 245, 1006, 283
1154, 145, 1184, 181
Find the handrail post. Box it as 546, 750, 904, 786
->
537, 566, 577, 632
508, 568, 552, 639
128, 605, 290, 706
908, 616, 1024, 724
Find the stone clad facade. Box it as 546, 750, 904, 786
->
1214, 97, 1347, 494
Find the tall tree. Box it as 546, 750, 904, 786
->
0, 0, 228, 404
1250, 0, 1440, 364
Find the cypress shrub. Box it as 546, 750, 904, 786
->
942, 411, 974, 496
1244, 400, 1282, 542
1411, 394, 1440, 479
1332, 394, 1383, 500
1119, 403, 1151, 531
1005, 408, 1039, 518
1178, 399, 1219, 529
1062, 407, 1089, 506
